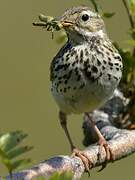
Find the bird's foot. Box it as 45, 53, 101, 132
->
98, 138, 114, 171
71, 148, 93, 175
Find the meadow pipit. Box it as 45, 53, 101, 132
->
33, 6, 123, 172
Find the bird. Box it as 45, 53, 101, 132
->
34, 6, 123, 172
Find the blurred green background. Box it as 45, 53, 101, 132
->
0, 0, 134, 179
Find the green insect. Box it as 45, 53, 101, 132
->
33, 14, 63, 39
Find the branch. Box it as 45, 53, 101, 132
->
2, 90, 135, 180
3, 127, 135, 180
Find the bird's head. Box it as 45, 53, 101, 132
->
57, 6, 106, 42
33, 6, 106, 43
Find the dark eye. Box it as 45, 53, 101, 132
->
81, 14, 89, 21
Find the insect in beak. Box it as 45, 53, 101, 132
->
33, 14, 63, 39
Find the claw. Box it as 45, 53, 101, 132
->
84, 113, 115, 171
71, 148, 92, 175
97, 138, 114, 171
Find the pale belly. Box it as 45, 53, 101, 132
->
50, 42, 122, 114
51, 76, 118, 114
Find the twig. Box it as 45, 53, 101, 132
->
122, 0, 135, 56
90, 0, 100, 12
122, 0, 134, 28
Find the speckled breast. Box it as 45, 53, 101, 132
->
50, 40, 123, 114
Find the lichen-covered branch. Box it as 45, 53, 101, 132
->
3, 128, 135, 180
3, 90, 135, 180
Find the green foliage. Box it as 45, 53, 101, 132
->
88, 0, 115, 18
128, 0, 135, 16
0, 131, 33, 176
88, 0, 101, 12
126, 39, 135, 46
49, 172, 73, 180
113, 0, 135, 124
114, 43, 135, 85
35, 177, 45, 180
35, 172, 73, 180
103, 12, 115, 18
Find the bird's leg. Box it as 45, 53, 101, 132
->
85, 112, 114, 171
59, 111, 75, 151
59, 111, 92, 173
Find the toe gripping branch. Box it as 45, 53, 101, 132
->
82, 89, 134, 170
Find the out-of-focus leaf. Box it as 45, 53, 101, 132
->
49, 173, 60, 180
129, 28, 135, 39
35, 177, 46, 180
103, 12, 115, 18
128, 0, 135, 15
7, 146, 33, 159
12, 158, 31, 171
0, 178, 6, 180
0, 131, 33, 175
114, 43, 135, 84
125, 39, 135, 45
49, 172, 73, 180
0, 148, 9, 161
0, 131, 27, 152
127, 72, 133, 82
88, 0, 101, 12
0, 148, 13, 172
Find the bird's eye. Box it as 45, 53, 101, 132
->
81, 14, 89, 21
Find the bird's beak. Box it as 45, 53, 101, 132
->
61, 20, 74, 28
